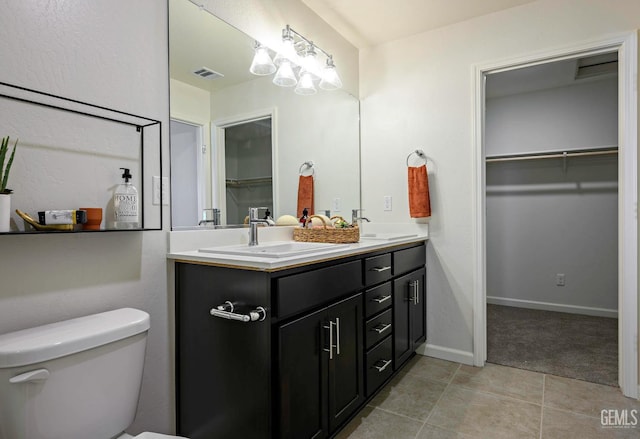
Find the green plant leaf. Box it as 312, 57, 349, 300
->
0, 137, 17, 193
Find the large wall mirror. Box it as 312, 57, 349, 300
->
169, 0, 361, 228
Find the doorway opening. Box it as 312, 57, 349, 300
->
170, 119, 205, 228
484, 53, 619, 386
473, 34, 637, 398
213, 113, 275, 225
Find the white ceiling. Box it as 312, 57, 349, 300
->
301, 0, 538, 49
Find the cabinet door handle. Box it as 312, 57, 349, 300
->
371, 295, 391, 304
370, 266, 391, 273
323, 321, 335, 360
335, 318, 341, 356
373, 359, 392, 373
414, 280, 420, 305
408, 280, 419, 305
372, 323, 391, 334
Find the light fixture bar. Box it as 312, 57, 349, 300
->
285, 25, 333, 60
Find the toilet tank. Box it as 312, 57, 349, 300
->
0, 308, 150, 439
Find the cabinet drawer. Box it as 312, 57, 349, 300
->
364, 254, 392, 286
365, 309, 393, 350
365, 336, 393, 397
393, 245, 425, 276
364, 282, 392, 318
276, 260, 362, 319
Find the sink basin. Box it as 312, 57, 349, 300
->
198, 241, 348, 258
360, 233, 418, 241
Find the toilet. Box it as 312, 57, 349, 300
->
0, 308, 187, 439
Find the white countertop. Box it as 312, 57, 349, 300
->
167, 223, 428, 271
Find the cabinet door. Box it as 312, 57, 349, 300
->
327, 293, 365, 433
278, 307, 328, 439
411, 267, 427, 347
393, 268, 426, 367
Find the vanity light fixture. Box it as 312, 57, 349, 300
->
250, 25, 343, 94
249, 42, 276, 75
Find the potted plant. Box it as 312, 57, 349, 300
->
0, 136, 18, 232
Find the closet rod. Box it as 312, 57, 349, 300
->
486, 147, 618, 163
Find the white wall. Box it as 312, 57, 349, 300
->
486, 78, 618, 315
359, 0, 640, 361
0, 0, 172, 435
211, 75, 360, 219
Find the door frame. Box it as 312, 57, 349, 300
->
211, 108, 278, 225
169, 118, 206, 227
472, 32, 638, 398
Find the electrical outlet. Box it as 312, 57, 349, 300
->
153, 176, 170, 206
384, 195, 392, 211
556, 273, 565, 286
332, 198, 341, 212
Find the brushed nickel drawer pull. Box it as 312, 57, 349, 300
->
372, 323, 391, 334
371, 295, 391, 304
323, 321, 335, 360
373, 359, 392, 372
335, 317, 341, 355
370, 266, 391, 273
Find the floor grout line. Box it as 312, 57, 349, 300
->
539, 374, 545, 439
415, 363, 462, 438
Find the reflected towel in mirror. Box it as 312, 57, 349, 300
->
297, 175, 314, 218
408, 165, 431, 218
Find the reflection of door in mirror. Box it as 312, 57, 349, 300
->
170, 120, 205, 228
222, 118, 273, 225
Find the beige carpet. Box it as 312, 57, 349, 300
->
487, 304, 618, 386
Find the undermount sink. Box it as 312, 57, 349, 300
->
360, 233, 418, 241
198, 241, 349, 258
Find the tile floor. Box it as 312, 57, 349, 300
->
336, 356, 640, 439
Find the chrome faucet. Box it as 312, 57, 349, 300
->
198, 208, 220, 226
248, 207, 274, 246
352, 209, 370, 226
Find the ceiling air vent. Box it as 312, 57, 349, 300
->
192, 67, 224, 80
575, 53, 618, 80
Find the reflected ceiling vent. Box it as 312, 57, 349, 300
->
575, 53, 618, 80
192, 67, 224, 80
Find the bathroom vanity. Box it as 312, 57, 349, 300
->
171, 237, 426, 439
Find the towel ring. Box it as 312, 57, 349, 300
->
299, 161, 315, 176
406, 149, 428, 167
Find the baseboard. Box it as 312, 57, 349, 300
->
487, 296, 618, 318
416, 343, 474, 365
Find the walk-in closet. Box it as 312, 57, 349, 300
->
484, 52, 619, 386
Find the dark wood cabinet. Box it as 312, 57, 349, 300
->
175, 241, 426, 439
393, 267, 426, 366
277, 293, 364, 439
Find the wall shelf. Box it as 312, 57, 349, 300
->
0, 81, 163, 234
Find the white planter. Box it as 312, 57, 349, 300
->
0, 193, 11, 232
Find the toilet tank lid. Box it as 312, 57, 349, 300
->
0, 308, 150, 368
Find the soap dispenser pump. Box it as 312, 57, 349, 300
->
113, 167, 139, 229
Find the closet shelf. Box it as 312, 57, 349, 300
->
486, 146, 618, 163
225, 177, 272, 187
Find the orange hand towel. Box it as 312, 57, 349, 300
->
297, 175, 314, 218
408, 165, 431, 218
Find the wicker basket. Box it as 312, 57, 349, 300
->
293, 215, 360, 244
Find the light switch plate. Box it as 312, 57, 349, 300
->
384, 195, 392, 211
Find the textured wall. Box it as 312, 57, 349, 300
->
0, 0, 172, 434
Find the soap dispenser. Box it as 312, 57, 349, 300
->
113, 167, 139, 229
